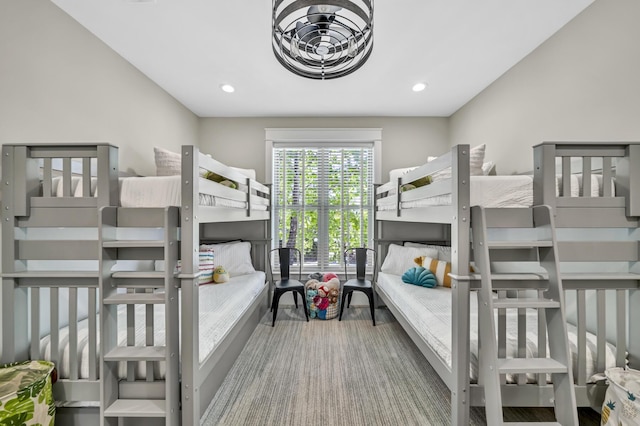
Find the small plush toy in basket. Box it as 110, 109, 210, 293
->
305, 273, 340, 320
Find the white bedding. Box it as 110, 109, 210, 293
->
377, 175, 534, 210
51, 175, 268, 210
376, 272, 619, 383
39, 271, 266, 380
377, 174, 614, 211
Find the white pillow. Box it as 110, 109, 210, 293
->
482, 161, 496, 176
389, 167, 418, 182
154, 147, 181, 176
199, 241, 256, 276
403, 242, 451, 262
380, 244, 439, 276
429, 144, 486, 181
229, 166, 256, 181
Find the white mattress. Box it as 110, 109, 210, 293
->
50, 175, 268, 210
39, 271, 266, 380
376, 272, 619, 383
377, 175, 534, 210
377, 174, 614, 211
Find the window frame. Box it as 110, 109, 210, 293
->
266, 128, 382, 273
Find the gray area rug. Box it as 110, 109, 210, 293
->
202, 307, 601, 425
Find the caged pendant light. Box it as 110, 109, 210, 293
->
272, 0, 374, 80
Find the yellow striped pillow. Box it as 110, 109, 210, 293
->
423, 256, 452, 288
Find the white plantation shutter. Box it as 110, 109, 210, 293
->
272, 143, 375, 270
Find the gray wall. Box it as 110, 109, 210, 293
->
450, 0, 640, 175
0, 0, 199, 177
199, 117, 449, 182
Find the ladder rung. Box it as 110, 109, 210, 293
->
104, 346, 166, 361
103, 399, 166, 417
469, 273, 550, 281
487, 240, 553, 249
497, 358, 568, 375
2, 271, 99, 279
111, 271, 166, 279
103, 240, 164, 248
493, 298, 560, 310
103, 293, 165, 305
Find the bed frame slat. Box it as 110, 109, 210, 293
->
69, 287, 79, 381
89, 287, 98, 381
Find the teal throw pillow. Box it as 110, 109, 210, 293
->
402, 266, 437, 288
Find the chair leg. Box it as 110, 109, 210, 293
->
292, 291, 298, 308
298, 288, 309, 322
271, 290, 282, 327
365, 289, 376, 326
347, 291, 353, 308
339, 288, 351, 321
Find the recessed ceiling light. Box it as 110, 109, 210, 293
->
220, 84, 235, 93
412, 82, 427, 92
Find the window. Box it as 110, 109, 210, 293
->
267, 128, 381, 271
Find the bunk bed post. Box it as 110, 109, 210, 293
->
181, 145, 201, 426
96, 145, 120, 208
450, 144, 471, 426
630, 290, 640, 368
615, 143, 640, 218
1, 145, 29, 362
532, 142, 558, 209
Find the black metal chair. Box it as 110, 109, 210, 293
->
340, 247, 377, 326
268, 247, 309, 327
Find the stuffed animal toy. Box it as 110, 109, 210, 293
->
322, 272, 338, 282
213, 266, 230, 283
219, 179, 237, 189
325, 277, 340, 290
308, 272, 324, 281
305, 279, 319, 290
328, 288, 339, 304
317, 285, 329, 298
306, 288, 318, 299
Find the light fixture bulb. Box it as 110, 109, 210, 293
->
291, 40, 300, 58
220, 84, 235, 93
348, 38, 357, 58
412, 82, 427, 92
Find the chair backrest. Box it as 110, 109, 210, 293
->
344, 247, 376, 281
269, 247, 302, 281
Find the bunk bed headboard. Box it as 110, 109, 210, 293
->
1, 143, 118, 364
533, 141, 640, 369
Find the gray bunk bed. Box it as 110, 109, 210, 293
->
374, 142, 640, 425
1, 143, 271, 426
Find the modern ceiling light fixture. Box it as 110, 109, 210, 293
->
272, 0, 373, 80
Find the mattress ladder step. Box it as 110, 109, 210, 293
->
471, 205, 578, 425
103, 292, 165, 305
103, 399, 166, 418
496, 358, 568, 375
111, 271, 169, 289
493, 298, 560, 310
112, 271, 167, 279
100, 206, 179, 425
486, 240, 553, 249
104, 346, 166, 361
103, 240, 164, 248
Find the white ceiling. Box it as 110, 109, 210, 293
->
51, 0, 594, 118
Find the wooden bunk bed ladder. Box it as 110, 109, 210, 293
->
99, 206, 180, 426
471, 205, 578, 426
